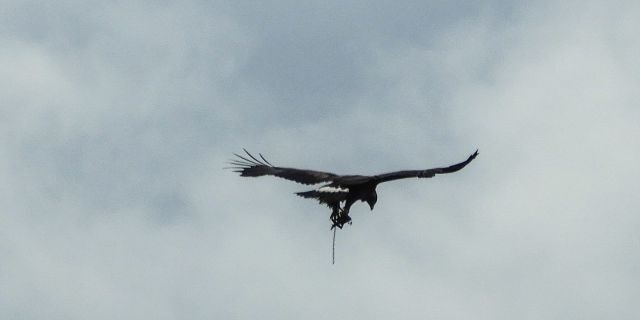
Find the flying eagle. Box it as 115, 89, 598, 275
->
228, 149, 478, 230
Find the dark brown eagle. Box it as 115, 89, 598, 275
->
228, 149, 478, 230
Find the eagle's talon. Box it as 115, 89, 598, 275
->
333, 214, 351, 229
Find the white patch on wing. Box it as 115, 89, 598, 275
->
318, 186, 349, 193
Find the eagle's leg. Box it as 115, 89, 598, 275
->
336, 211, 352, 228
331, 201, 354, 229
330, 205, 352, 230
331, 211, 351, 230
340, 200, 355, 227
330, 204, 342, 230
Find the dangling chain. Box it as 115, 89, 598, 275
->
332, 227, 336, 264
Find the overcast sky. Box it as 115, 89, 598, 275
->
2, 0, 640, 319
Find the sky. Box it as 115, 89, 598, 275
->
2, 0, 640, 319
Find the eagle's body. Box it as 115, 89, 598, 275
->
228, 149, 478, 229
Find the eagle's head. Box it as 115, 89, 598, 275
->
365, 191, 377, 210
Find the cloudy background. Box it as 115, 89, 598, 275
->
2, 0, 640, 319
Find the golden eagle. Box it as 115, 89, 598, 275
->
228, 149, 478, 230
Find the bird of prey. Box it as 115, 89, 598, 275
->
228, 149, 478, 230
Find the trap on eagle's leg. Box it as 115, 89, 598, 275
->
330, 207, 352, 230
332, 227, 336, 265
330, 208, 353, 264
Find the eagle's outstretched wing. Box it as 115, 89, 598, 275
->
373, 150, 478, 184
227, 149, 339, 185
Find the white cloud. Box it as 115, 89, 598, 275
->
1, 0, 639, 319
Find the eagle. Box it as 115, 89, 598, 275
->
228, 149, 479, 230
